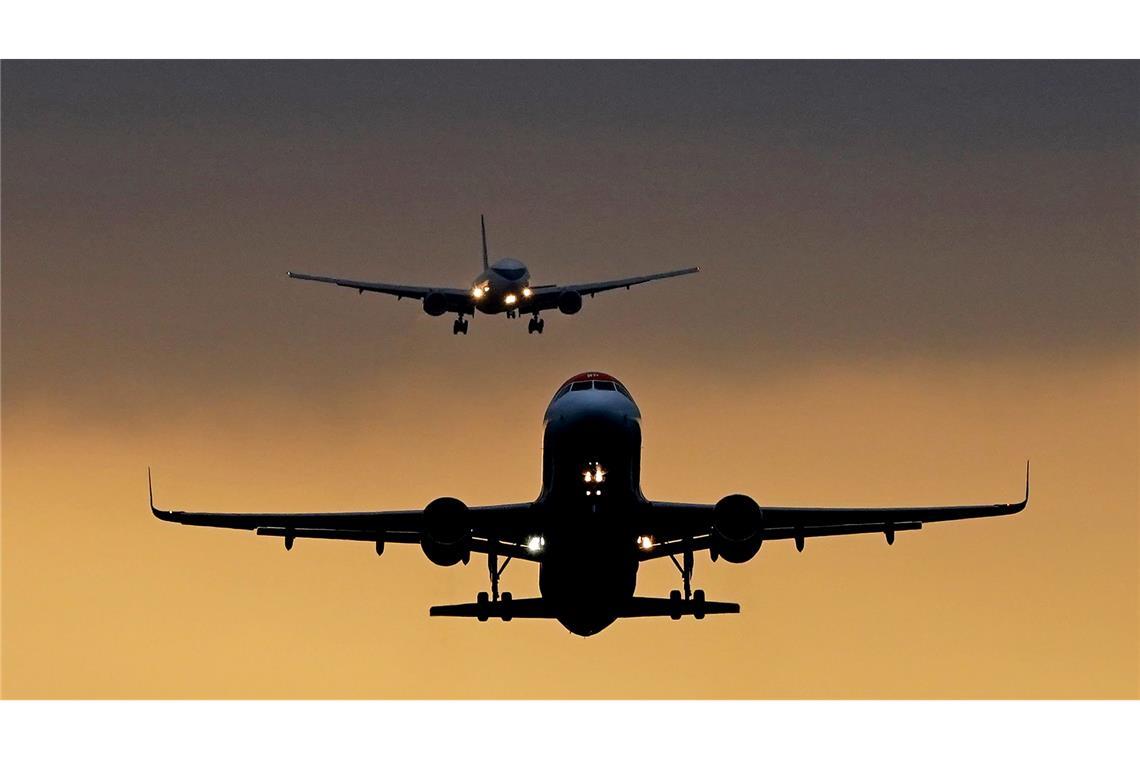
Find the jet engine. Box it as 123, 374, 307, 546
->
422, 291, 448, 317
711, 493, 763, 563
558, 290, 583, 315
420, 496, 471, 566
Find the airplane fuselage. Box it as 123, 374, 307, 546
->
535, 372, 646, 635
471, 257, 533, 315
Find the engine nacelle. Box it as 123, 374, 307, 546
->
711, 493, 763, 563
558, 290, 583, 315
422, 291, 448, 317
420, 496, 470, 566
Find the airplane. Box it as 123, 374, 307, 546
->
150, 371, 1029, 637
286, 216, 699, 334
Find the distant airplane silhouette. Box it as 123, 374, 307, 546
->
287, 216, 698, 334
150, 372, 1028, 636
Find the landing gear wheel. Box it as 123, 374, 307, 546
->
500, 591, 513, 622
693, 589, 706, 620
669, 589, 682, 620
453, 318, 468, 335
537, 318, 544, 334
528, 320, 536, 334
476, 591, 489, 622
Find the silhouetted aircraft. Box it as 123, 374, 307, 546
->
287, 216, 698, 334
150, 372, 1029, 637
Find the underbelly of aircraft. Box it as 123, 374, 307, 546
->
538, 519, 638, 636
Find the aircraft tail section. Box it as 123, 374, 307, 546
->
480, 214, 489, 270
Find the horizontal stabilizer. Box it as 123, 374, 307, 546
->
620, 595, 740, 618
430, 597, 553, 620
430, 595, 740, 621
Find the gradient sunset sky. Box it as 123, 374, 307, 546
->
2, 61, 1136, 698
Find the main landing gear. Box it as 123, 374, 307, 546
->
452, 316, 469, 335
527, 315, 545, 334
668, 549, 707, 620
476, 543, 513, 622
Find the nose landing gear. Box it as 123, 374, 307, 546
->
527, 315, 545, 334
452, 317, 469, 335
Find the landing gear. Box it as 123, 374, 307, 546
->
486, 547, 512, 602
506, 309, 517, 319
474, 548, 513, 622
693, 589, 706, 620
527, 315, 545, 334
670, 549, 695, 601
452, 317, 469, 335
668, 549, 706, 620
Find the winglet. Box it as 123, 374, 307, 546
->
148, 467, 171, 520
1024, 459, 1031, 504
480, 215, 489, 270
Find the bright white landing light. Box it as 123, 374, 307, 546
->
638, 536, 654, 550
504, 294, 518, 305
526, 535, 544, 554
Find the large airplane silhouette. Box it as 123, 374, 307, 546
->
150, 371, 1028, 636
287, 216, 698, 334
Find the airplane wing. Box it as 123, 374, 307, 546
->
148, 471, 541, 560
636, 463, 1030, 558
523, 266, 699, 312
287, 271, 473, 314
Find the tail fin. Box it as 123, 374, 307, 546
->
480, 214, 489, 270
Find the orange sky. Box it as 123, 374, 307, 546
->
2, 61, 1137, 698
3, 355, 1136, 697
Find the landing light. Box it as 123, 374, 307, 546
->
638, 536, 655, 550
472, 286, 485, 298
522, 287, 532, 297
526, 535, 545, 554
504, 294, 518, 306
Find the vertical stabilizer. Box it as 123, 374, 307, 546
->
481, 214, 489, 270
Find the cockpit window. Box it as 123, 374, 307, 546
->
552, 376, 635, 401
493, 266, 527, 280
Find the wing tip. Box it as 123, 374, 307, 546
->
148, 467, 176, 521
1007, 459, 1030, 514
1022, 459, 1030, 507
